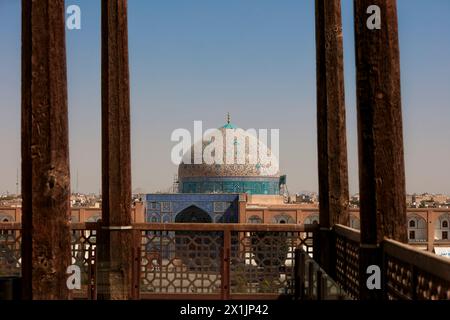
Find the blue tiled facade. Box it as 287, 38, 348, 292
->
180, 176, 280, 195
144, 193, 239, 223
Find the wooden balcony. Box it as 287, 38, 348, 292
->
9, 0, 448, 300
332, 225, 450, 300
1, 221, 448, 300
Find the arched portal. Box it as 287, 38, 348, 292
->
272, 214, 295, 224
0, 213, 14, 223
435, 213, 450, 241
175, 205, 212, 223
407, 215, 427, 242
174, 206, 218, 272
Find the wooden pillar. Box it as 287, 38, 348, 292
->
314, 0, 349, 275
97, 0, 133, 299
315, 0, 349, 229
354, 0, 407, 299
21, 0, 71, 300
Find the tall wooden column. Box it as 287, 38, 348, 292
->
354, 0, 407, 299
21, 0, 72, 300
97, 0, 133, 299
314, 0, 349, 275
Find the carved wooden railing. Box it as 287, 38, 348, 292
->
0, 223, 21, 278
334, 225, 361, 299
70, 223, 97, 299
333, 224, 450, 300
384, 239, 450, 300
0, 222, 316, 300
3, 222, 448, 300
134, 223, 316, 300
0, 222, 98, 299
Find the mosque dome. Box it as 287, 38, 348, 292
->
178, 116, 281, 195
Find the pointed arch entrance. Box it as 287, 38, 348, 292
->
174, 206, 219, 272
175, 205, 212, 223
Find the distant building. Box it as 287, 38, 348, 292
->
143, 120, 283, 225
0, 202, 145, 224
295, 193, 318, 204
177, 121, 281, 195
145, 193, 240, 223
4, 120, 449, 258
432, 194, 449, 205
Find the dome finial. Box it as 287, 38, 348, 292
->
222, 113, 236, 129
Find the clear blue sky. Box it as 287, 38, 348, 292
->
1, 0, 450, 195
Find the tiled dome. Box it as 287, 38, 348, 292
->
178, 123, 280, 180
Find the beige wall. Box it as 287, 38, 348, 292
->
0, 207, 21, 222
0, 202, 146, 224
1, 201, 448, 252
241, 204, 450, 252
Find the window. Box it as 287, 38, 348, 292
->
273, 214, 295, 224
408, 216, 427, 242
443, 220, 449, 228
149, 202, 157, 210
0, 214, 12, 222
248, 216, 262, 224
87, 215, 101, 222
443, 231, 448, 240
304, 215, 319, 225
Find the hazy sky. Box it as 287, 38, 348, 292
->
1, 0, 450, 195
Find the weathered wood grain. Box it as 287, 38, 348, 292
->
21, 0, 72, 300
97, 0, 133, 300
315, 0, 350, 229
315, 0, 349, 277
354, 0, 407, 245
354, 0, 407, 299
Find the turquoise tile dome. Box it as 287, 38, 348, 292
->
178, 119, 281, 195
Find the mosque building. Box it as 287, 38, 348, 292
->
178, 117, 281, 195
140, 116, 448, 255
0, 116, 446, 253
144, 117, 320, 225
